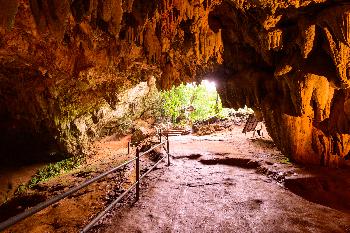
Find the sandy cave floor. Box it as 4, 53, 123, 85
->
92, 127, 350, 233
1, 125, 350, 233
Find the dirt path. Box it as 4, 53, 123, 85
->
92, 128, 350, 233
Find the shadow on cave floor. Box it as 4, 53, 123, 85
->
284, 168, 350, 214
172, 153, 203, 160
199, 157, 260, 169
249, 136, 350, 213
198, 156, 350, 214
248, 137, 277, 149
168, 126, 350, 215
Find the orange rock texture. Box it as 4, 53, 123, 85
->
0, 0, 349, 167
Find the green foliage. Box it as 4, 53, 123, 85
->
27, 156, 83, 189
161, 81, 223, 122
218, 106, 254, 119
15, 184, 27, 195
279, 157, 292, 164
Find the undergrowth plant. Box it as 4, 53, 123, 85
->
279, 157, 292, 165
28, 156, 83, 188
15, 156, 84, 195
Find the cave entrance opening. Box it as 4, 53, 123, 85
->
160, 80, 255, 134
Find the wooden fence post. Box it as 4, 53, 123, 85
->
159, 129, 162, 143
167, 135, 170, 166
136, 148, 140, 200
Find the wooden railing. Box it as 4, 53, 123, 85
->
0, 135, 170, 233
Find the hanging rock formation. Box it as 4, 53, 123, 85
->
0, 0, 349, 167
212, 0, 350, 167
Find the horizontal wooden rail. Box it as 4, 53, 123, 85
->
81, 154, 167, 232
0, 158, 136, 231
82, 140, 169, 232
0, 138, 170, 233
162, 129, 188, 136
139, 141, 165, 157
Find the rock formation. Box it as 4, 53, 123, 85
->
0, 0, 349, 167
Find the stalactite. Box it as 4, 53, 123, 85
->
266, 29, 282, 51
342, 11, 350, 45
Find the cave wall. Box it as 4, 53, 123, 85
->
211, 1, 350, 167
0, 0, 349, 167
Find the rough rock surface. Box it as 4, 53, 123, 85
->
0, 0, 349, 167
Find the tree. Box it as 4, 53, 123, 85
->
161, 81, 224, 123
